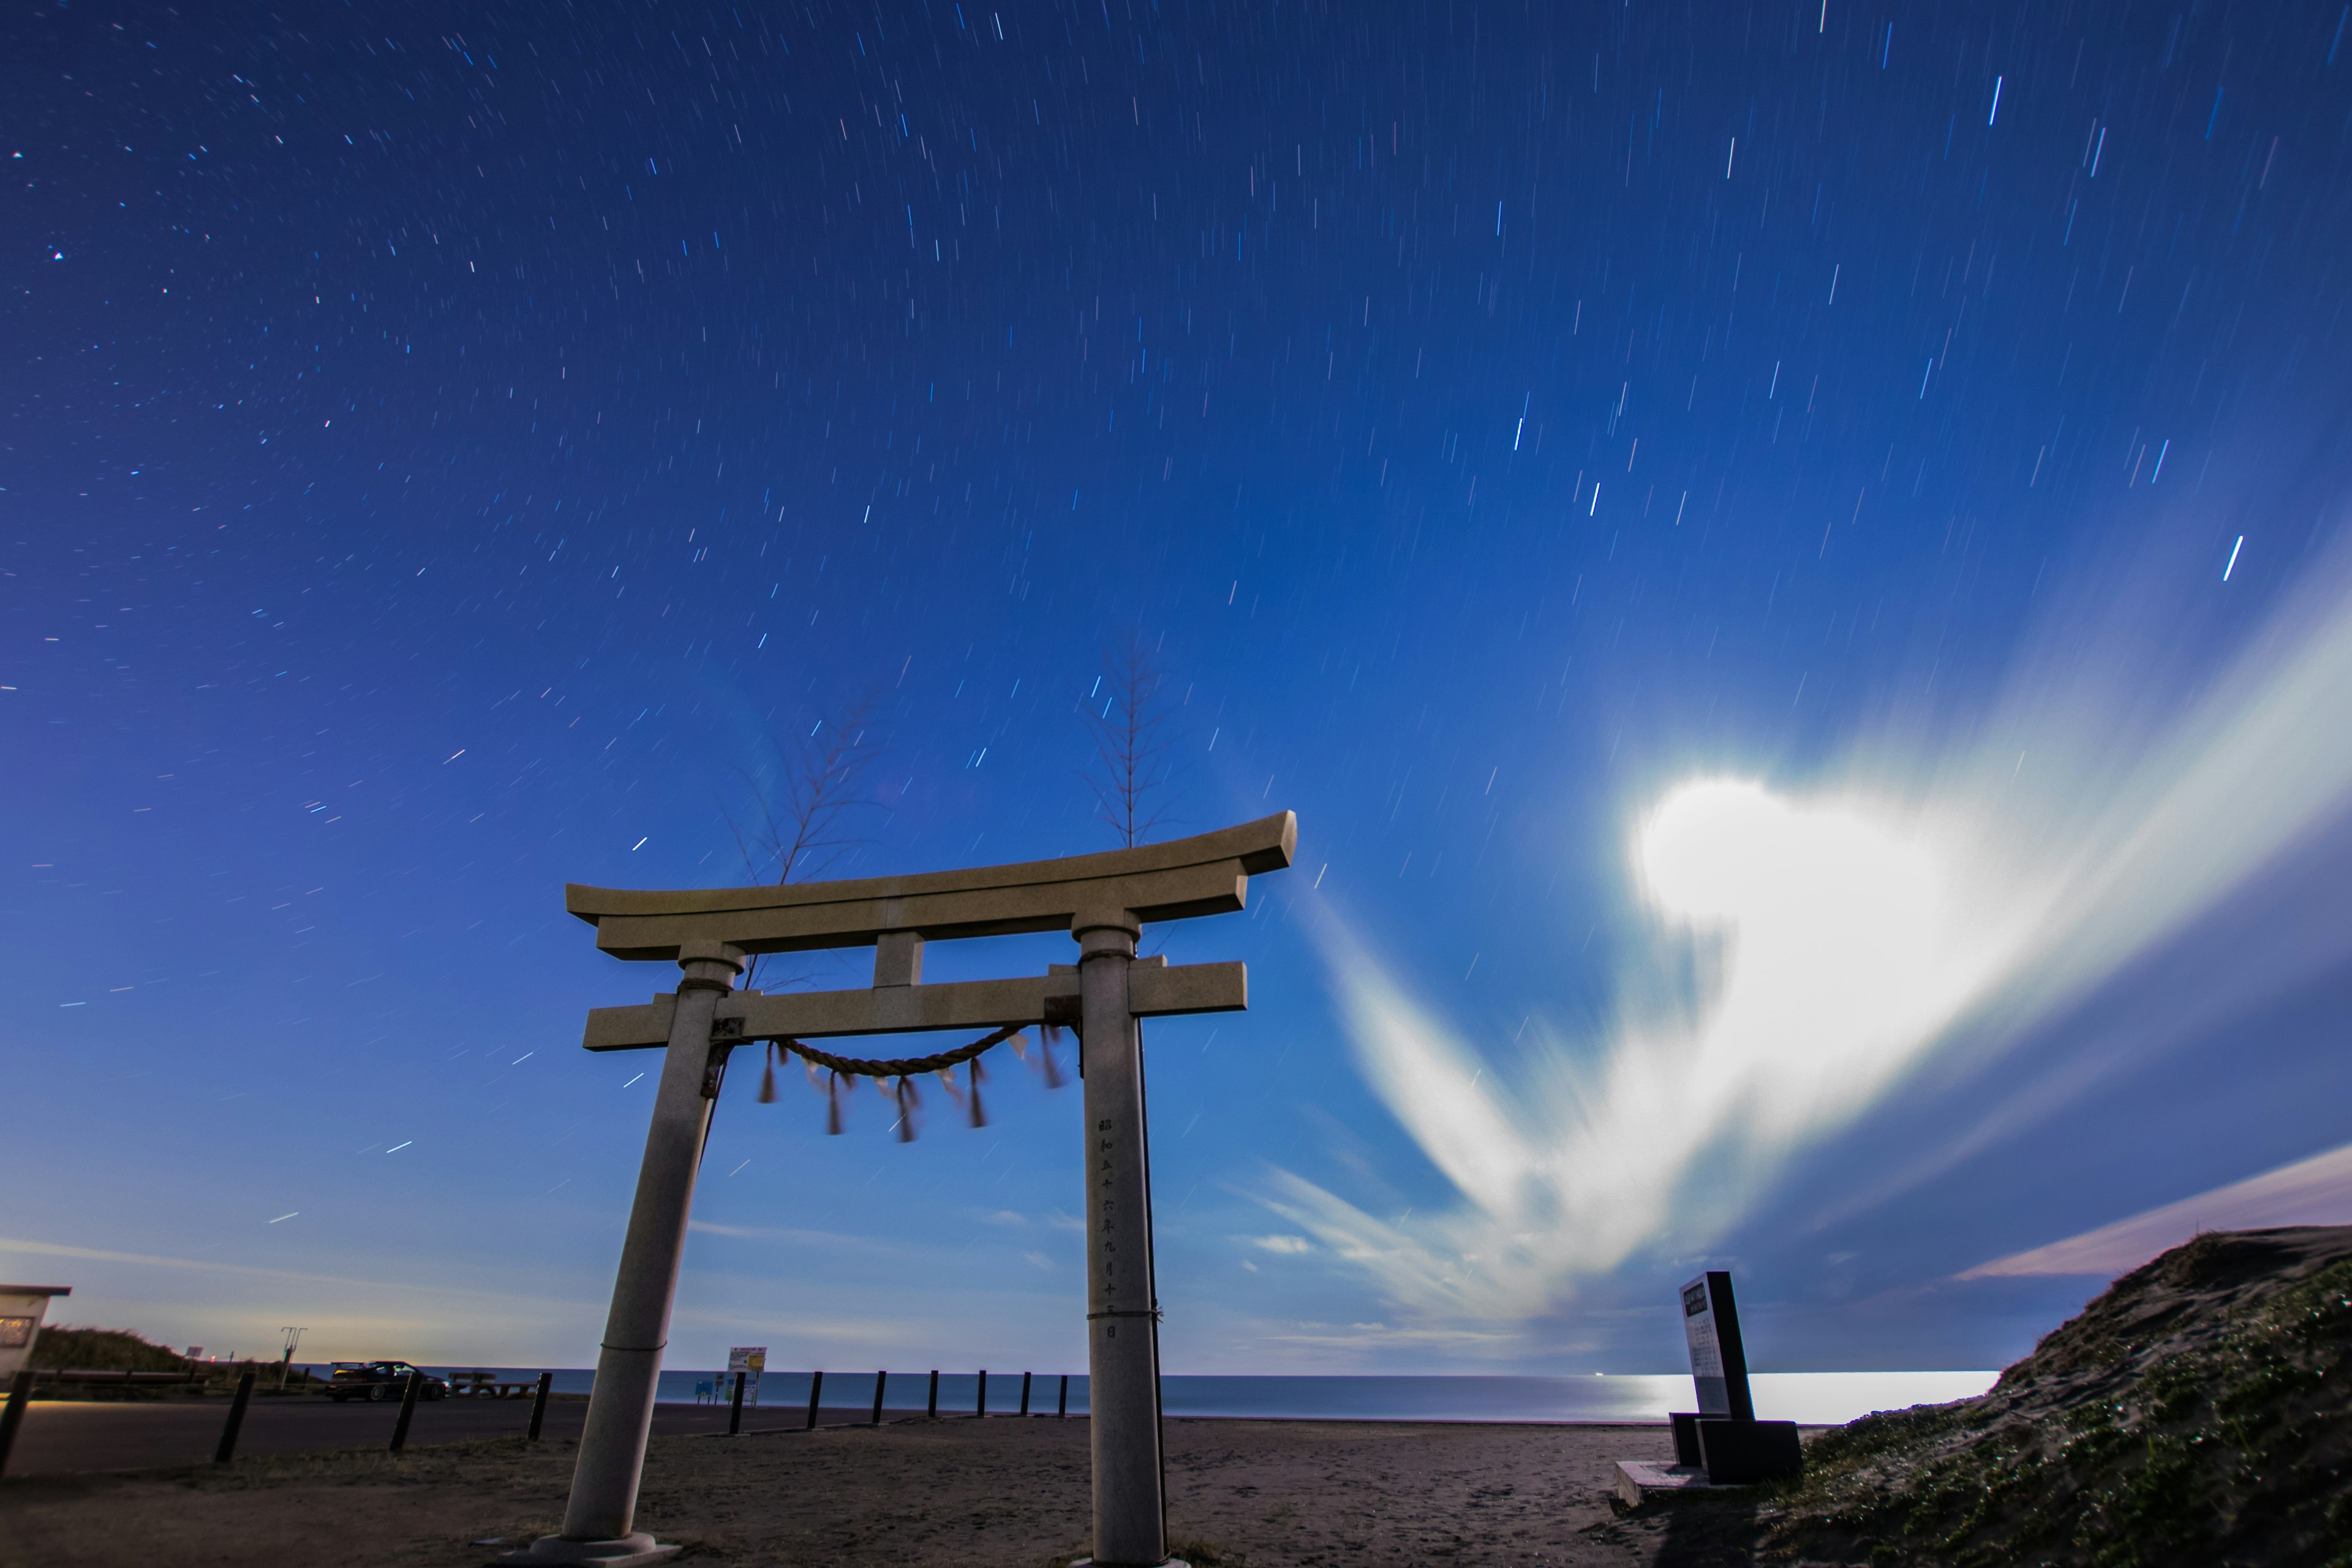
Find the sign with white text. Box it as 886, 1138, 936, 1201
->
725, 1345, 767, 1406
1679, 1272, 1755, 1422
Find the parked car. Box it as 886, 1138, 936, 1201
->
327, 1361, 449, 1402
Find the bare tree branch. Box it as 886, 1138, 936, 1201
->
722, 687, 887, 990
1082, 630, 1179, 849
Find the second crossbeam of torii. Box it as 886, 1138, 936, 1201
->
500, 811, 1296, 1568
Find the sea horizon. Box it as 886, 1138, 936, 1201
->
304, 1367, 1999, 1427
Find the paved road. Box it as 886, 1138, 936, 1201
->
0, 1399, 973, 1477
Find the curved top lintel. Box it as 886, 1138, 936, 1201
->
566, 810, 1295, 960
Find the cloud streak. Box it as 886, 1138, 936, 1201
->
1265, 783, 2013, 1324
1960, 1139, 2352, 1279
1264, 516, 2352, 1329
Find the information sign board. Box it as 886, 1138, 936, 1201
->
1679, 1271, 1754, 1422
725, 1345, 766, 1406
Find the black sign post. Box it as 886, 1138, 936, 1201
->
1669, 1270, 1801, 1484
1681, 1272, 1756, 1421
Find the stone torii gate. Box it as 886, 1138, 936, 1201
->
503, 812, 1295, 1568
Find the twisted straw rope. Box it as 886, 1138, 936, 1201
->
772, 1022, 1025, 1079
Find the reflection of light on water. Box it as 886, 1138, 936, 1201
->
1746, 1371, 1998, 1425
1147, 1371, 2000, 1424
1474, 1371, 1999, 1426
433, 1366, 2002, 1423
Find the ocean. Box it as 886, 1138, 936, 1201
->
354, 1368, 1996, 1427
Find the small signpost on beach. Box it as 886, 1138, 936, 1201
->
725, 1347, 764, 1408
1680, 1271, 1754, 1422
1670, 1272, 1801, 1485
502, 813, 1294, 1568
1616, 1270, 1802, 1505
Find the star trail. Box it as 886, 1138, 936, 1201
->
9, 1, 2352, 1376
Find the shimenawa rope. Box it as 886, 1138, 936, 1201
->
750, 1023, 1067, 1139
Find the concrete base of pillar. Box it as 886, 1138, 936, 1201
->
1068, 1559, 1191, 1567
494, 1533, 680, 1566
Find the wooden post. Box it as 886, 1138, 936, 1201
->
804, 1369, 823, 1430
1077, 913, 1169, 1567
927, 1369, 938, 1419
0, 1370, 34, 1480
529, 1373, 554, 1440
1020, 1370, 1033, 1417
214, 1371, 256, 1464
1058, 1373, 1069, 1418
870, 1370, 886, 1427
728, 1371, 746, 1435
975, 1368, 987, 1417
390, 1370, 424, 1452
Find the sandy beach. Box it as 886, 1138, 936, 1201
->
0, 1414, 1732, 1567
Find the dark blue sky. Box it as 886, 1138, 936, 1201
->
9, 0, 2352, 1378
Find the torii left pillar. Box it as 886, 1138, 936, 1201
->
505, 937, 744, 1567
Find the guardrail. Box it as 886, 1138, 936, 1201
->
34, 1368, 205, 1387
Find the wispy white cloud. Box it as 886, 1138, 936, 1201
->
1960, 1139, 2352, 1278
1266, 791, 2010, 1323
0, 1232, 594, 1363
1265, 518, 2352, 1328
1255, 1319, 1519, 1352
688, 1219, 873, 1245
0, 1233, 569, 1311
971, 1208, 1085, 1232
1246, 1234, 1314, 1254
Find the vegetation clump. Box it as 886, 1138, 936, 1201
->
26, 1327, 193, 1373
1755, 1226, 2352, 1567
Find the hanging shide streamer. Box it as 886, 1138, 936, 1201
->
937, 1060, 988, 1128
1011, 1027, 1065, 1090
758, 1023, 1046, 1139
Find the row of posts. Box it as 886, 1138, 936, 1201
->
0, 1368, 557, 1478
0, 1363, 1072, 1477
725, 1367, 1072, 1434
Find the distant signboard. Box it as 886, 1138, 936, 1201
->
1679, 1272, 1755, 1422
0, 1285, 70, 1382
726, 1345, 767, 1406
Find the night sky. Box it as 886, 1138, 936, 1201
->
10, 1, 2352, 1379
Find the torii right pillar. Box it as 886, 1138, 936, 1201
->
1076, 907, 1166, 1567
